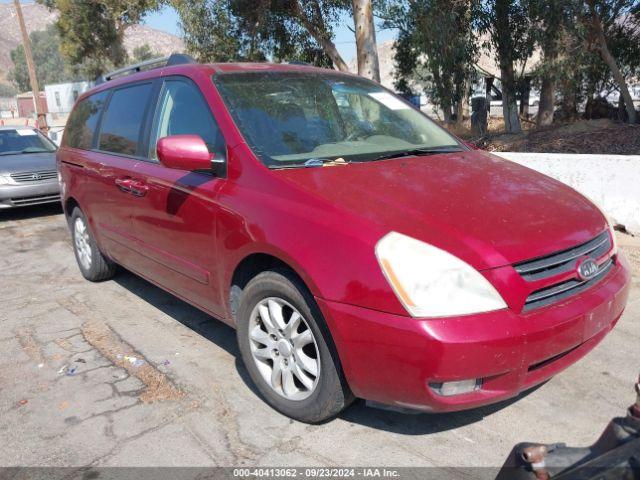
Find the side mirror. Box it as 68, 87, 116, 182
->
157, 135, 221, 173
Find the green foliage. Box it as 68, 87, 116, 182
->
0, 83, 17, 97
38, 0, 162, 78
381, 0, 479, 120
132, 45, 156, 63
9, 24, 75, 92
172, 0, 342, 67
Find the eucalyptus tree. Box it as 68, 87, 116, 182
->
480, 0, 535, 133
382, 0, 479, 124
38, 0, 162, 78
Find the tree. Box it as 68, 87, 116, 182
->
132, 45, 156, 63
38, 0, 162, 78
0, 83, 17, 97
9, 24, 74, 92
173, 0, 345, 69
481, 0, 535, 133
383, 0, 478, 124
288, 0, 350, 71
352, 0, 380, 81
529, 0, 568, 126
579, 0, 637, 123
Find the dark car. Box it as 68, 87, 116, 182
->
58, 55, 630, 423
0, 126, 60, 209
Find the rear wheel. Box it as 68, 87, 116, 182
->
236, 270, 353, 423
70, 208, 116, 282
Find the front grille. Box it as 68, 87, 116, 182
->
11, 194, 61, 206
515, 231, 611, 281
515, 231, 614, 311
10, 170, 58, 183
523, 258, 614, 310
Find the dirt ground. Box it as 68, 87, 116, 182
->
454, 118, 640, 155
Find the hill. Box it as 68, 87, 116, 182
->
0, 3, 184, 84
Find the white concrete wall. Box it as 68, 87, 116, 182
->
494, 152, 640, 236
44, 81, 92, 114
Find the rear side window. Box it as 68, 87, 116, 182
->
64, 91, 108, 150
99, 83, 153, 156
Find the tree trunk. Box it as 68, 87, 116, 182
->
500, 63, 522, 133
586, 0, 636, 124
291, 0, 349, 72
519, 76, 531, 118
537, 75, 555, 126
461, 77, 470, 121
494, 0, 521, 133
502, 89, 521, 133
442, 98, 454, 124
352, 0, 380, 82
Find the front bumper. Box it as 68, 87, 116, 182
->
317, 253, 631, 412
0, 181, 61, 209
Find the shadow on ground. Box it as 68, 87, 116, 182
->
114, 268, 541, 435
0, 203, 63, 221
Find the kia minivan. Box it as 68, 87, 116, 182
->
58, 55, 630, 423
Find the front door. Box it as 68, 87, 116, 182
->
127, 77, 227, 316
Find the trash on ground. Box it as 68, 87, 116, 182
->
120, 355, 145, 368
66, 367, 77, 376
18, 399, 28, 406
160, 360, 170, 366
57, 365, 68, 375
37, 363, 44, 368
75, 358, 86, 364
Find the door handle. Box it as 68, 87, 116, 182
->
129, 180, 149, 197
115, 177, 132, 192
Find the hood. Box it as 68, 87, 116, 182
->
0, 152, 57, 175
275, 151, 607, 269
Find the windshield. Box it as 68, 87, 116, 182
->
214, 72, 462, 168
0, 129, 57, 156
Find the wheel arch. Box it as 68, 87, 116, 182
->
228, 252, 318, 322
64, 196, 80, 224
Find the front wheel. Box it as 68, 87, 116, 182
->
236, 270, 353, 423
70, 207, 117, 282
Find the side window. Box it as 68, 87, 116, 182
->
64, 91, 108, 150
99, 83, 153, 156
149, 79, 225, 160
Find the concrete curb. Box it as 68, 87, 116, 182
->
494, 152, 640, 236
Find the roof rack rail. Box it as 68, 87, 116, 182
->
94, 53, 197, 85
286, 61, 312, 66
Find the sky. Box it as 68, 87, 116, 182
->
142, 5, 398, 62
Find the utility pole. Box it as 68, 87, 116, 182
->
13, 0, 48, 133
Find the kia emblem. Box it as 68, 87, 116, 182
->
577, 258, 599, 281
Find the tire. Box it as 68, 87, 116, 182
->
236, 270, 354, 423
70, 207, 117, 282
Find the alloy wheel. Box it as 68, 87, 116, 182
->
248, 297, 321, 401
74, 217, 92, 271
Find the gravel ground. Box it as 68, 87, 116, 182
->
0, 204, 638, 472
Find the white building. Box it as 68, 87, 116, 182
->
44, 81, 93, 115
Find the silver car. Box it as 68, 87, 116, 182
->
0, 126, 60, 209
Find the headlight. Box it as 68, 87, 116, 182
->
375, 232, 507, 318
0, 174, 11, 185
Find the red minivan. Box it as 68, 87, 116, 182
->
58, 55, 631, 422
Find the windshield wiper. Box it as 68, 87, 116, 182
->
370, 146, 464, 162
